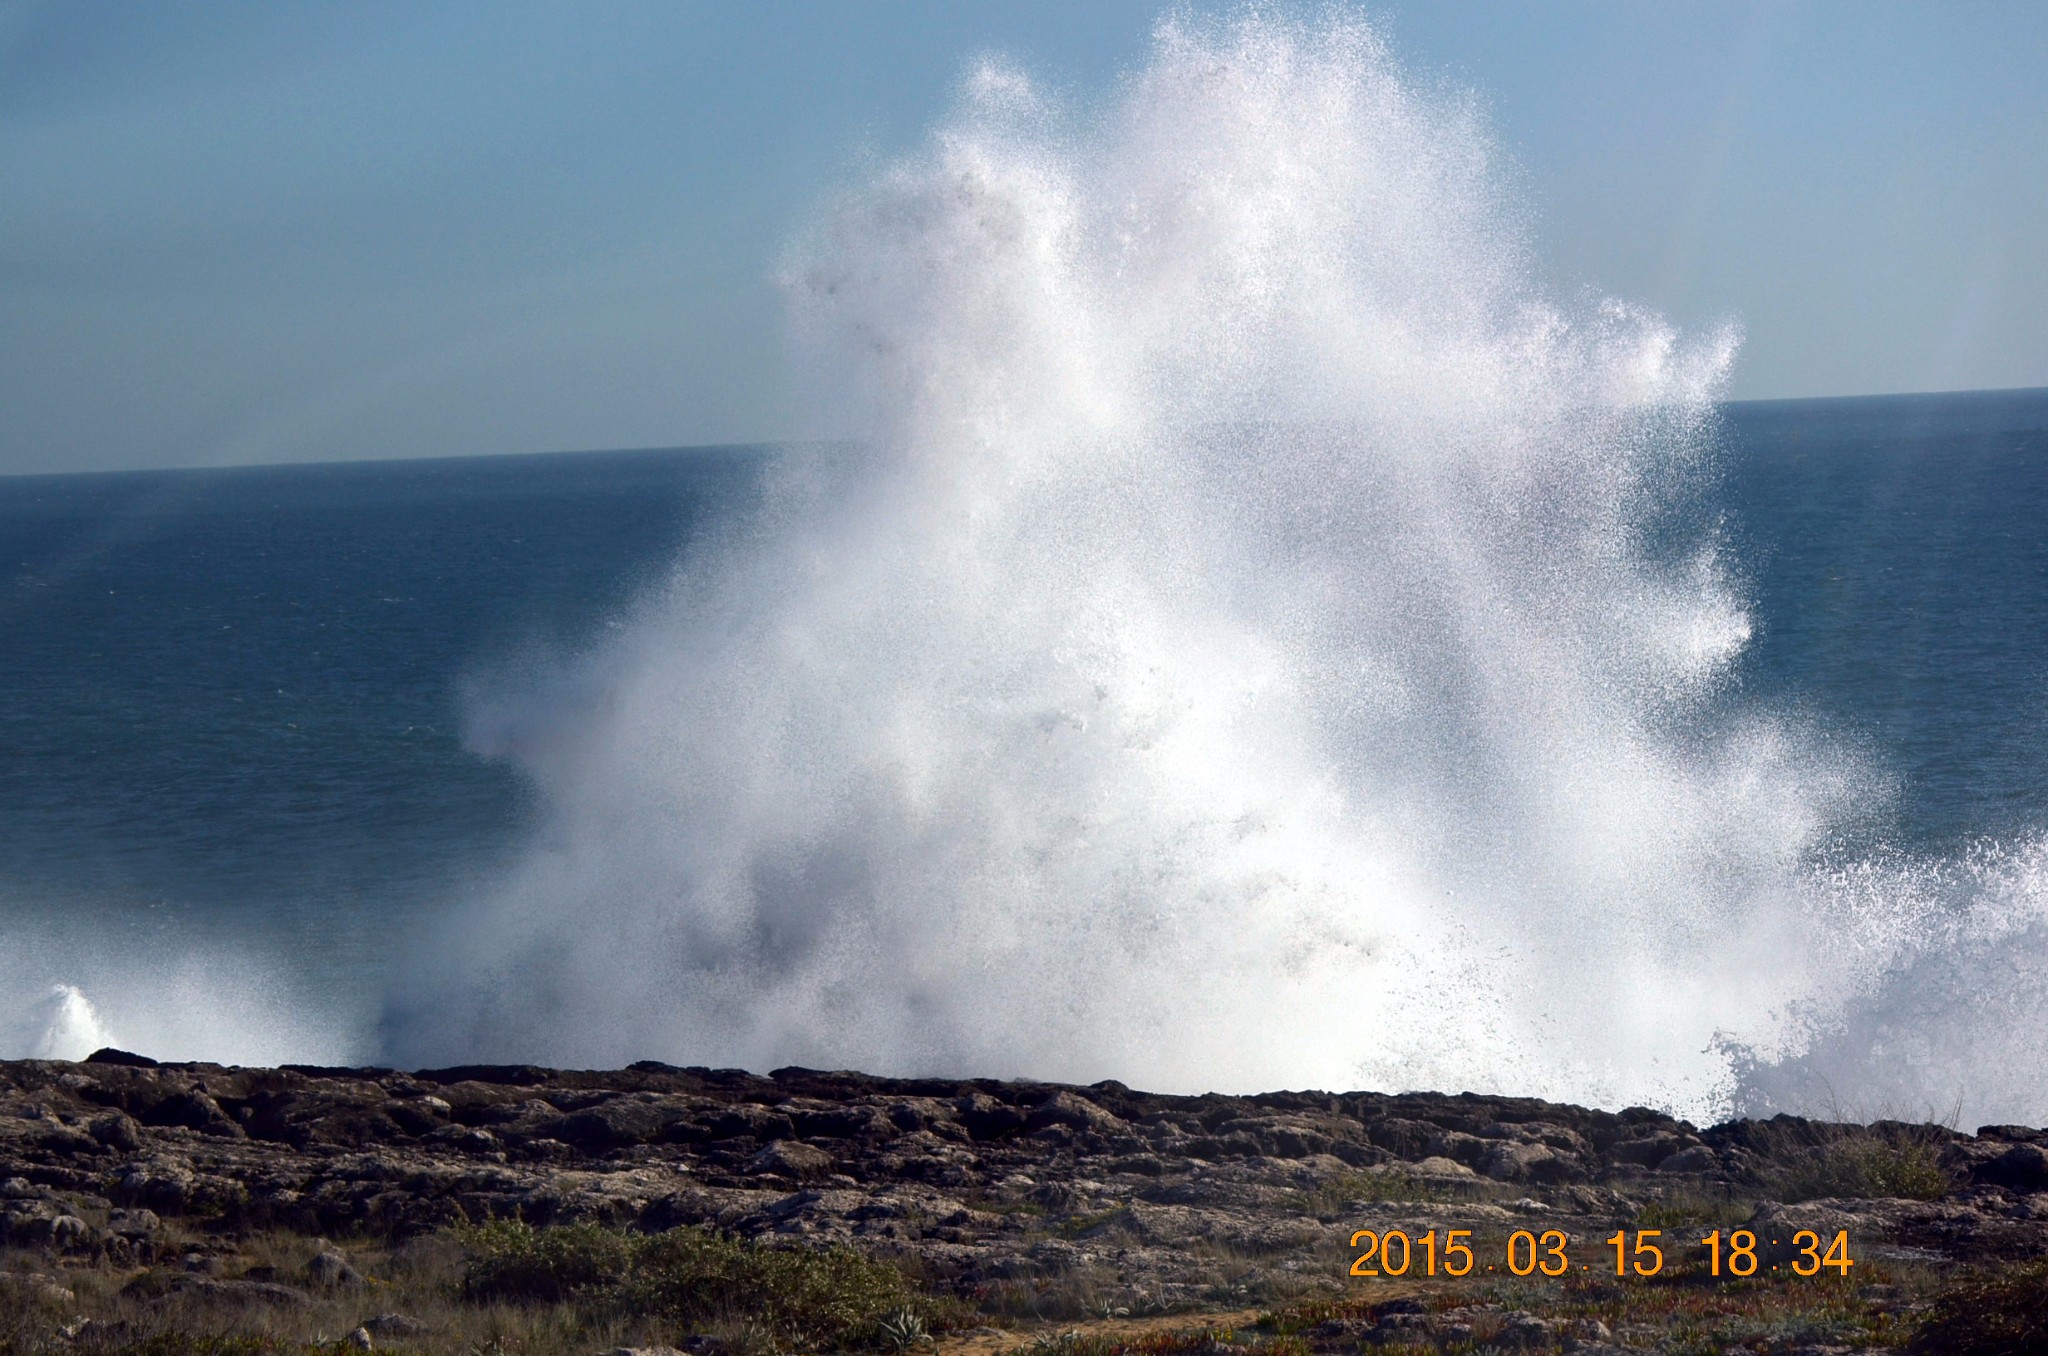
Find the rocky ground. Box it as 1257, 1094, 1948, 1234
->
4, 1052, 2048, 1355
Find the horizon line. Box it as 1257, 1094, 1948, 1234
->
5, 382, 2044, 482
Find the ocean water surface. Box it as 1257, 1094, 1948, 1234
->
1, 448, 763, 1053
2, 389, 2043, 1090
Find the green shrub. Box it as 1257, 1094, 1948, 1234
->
1816, 1135, 1951, 1200
625, 1227, 912, 1347
1744, 1122, 1954, 1202
456, 1220, 636, 1303
452, 1221, 916, 1349
1775, 1134, 1952, 1202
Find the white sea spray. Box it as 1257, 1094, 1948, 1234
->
374, 10, 2047, 1125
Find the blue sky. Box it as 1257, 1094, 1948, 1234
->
3, 1, 2044, 474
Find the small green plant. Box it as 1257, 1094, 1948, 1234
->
1631, 1194, 1751, 1234
875, 1307, 932, 1351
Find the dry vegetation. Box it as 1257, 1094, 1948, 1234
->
0, 1218, 2035, 1356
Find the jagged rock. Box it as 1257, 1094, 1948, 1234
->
2, 1051, 2046, 1306
704, 1105, 796, 1142
1612, 1132, 1690, 1166
1409, 1155, 1476, 1177
953, 1093, 1027, 1140
1974, 1142, 2048, 1192
115, 1160, 197, 1211
885, 1099, 954, 1133
1026, 1091, 1125, 1135
107, 1207, 162, 1237
345, 1327, 374, 1350
748, 1139, 834, 1179
1655, 1143, 1719, 1173
308, 1248, 364, 1287
49, 1214, 93, 1250
1496, 1311, 1556, 1348
543, 1096, 694, 1152
383, 1100, 448, 1137
144, 1090, 245, 1138
1483, 1141, 1586, 1184
88, 1111, 142, 1152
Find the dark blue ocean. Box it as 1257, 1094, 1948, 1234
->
3, 389, 2046, 1050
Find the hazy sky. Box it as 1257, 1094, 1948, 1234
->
3, 1, 2044, 474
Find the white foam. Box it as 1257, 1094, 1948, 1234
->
391, 11, 2048, 1125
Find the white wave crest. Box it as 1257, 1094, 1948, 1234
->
390, 10, 2048, 1126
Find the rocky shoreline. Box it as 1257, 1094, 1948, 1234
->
4, 1052, 2047, 1354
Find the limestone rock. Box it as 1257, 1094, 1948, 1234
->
748, 1139, 834, 1179
1974, 1142, 2048, 1192
307, 1247, 364, 1287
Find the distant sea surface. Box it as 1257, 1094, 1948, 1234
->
3, 389, 2046, 1032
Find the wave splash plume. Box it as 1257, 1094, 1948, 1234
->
393, 12, 2043, 1124
11, 984, 109, 1063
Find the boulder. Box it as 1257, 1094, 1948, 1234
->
1483, 1141, 1587, 1185
1495, 1312, 1555, 1348
1613, 1132, 1690, 1167
362, 1313, 432, 1338
544, 1097, 690, 1152
144, 1091, 245, 1139
1655, 1144, 1719, 1174
48, 1213, 94, 1251
307, 1247, 364, 1287
953, 1093, 1027, 1140
1975, 1143, 2048, 1192
88, 1110, 143, 1152
1409, 1155, 1477, 1178
1025, 1092, 1125, 1136
748, 1140, 834, 1180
